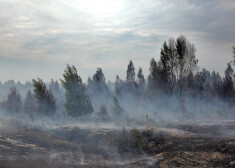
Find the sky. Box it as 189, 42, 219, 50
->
0, 0, 235, 83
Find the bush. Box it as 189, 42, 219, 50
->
116, 128, 156, 154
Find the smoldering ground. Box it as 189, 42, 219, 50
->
0, 108, 234, 168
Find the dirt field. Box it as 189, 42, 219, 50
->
0, 120, 234, 168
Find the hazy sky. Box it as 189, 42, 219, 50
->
0, 0, 235, 83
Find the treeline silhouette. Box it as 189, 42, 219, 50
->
0, 35, 234, 120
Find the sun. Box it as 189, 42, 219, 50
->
68, 0, 124, 18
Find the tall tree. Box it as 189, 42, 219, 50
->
147, 58, 169, 95
176, 35, 198, 96
137, 67, 145, 96
222, 63, 234, 101
233, 46, 235, 67
93, 68, 106, 82
114, 75, 125, 97
60, 64, 93, 117
32, 78, 56, 116
126, 60, 135, 83
159, 36, 198, 96
87, 68, 111, 110
160, 38, 177, 94
147, 58, 158, 94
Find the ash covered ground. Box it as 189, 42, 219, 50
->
0, 118, 234, 168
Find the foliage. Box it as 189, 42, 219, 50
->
136, 67, 145, 96
32, 78, 56, 116
233, 46, 235, 67
222, 63, 234, 101
60, 64, 93, 117
116, 128, 162, 154
126, 60, 135, 83
87, 67, 111, 110
156, 35, 198, 96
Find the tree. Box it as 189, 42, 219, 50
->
87, 68, 111, 110
114, 75, 125, 97
60, 64, 93, 117
233, 46, 235, 67
185, 71, 195, 96
211, 71, 222, 96
160, 38, 177, 94
176, 35, 198, 96
93, 67, 106, 82
194, 72, 206, 98
158, 35, 198, 96
111, 96, 124, 117
32, 78, 56, 116
147, 58, 168, 95
126, 60, 135, 83
147, 58, 158, 96
137, 67, 145, 86
222, 63, 234, 101
91, 67, 110, 96
1, 87, 22, 113
24, 90, 36, 118
137, 67, 145, 96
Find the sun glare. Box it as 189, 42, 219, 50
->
70, 0, 124, 18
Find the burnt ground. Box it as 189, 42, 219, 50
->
0, 120, 234, 168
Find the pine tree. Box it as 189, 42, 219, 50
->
93, 68, 106, 82
32, 78, 56, 116
87, 68, 111, 110
233, 46, 235, 67
126, 60, 135, 83
147, 58, 168, 94
137, 67, 145, 96
91, 68, 110, 95
60, 64, 93, 117
137, 67, 145, 85
222, 63, 234, 101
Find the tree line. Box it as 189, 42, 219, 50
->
1, 35, 235, 119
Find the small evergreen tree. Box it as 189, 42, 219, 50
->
60, 64, 93, 117
32, 78, 56, 116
